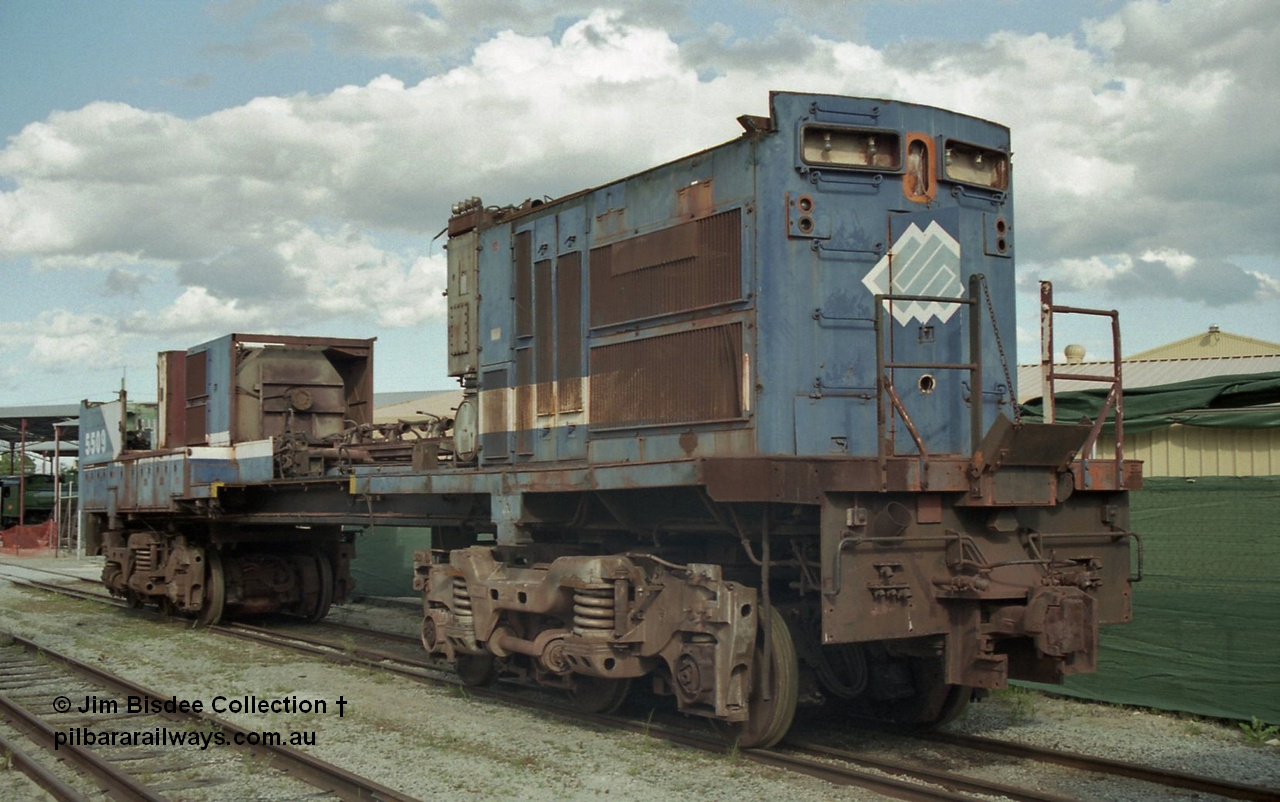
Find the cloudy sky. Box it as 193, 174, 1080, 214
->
2, 0, 1277, 408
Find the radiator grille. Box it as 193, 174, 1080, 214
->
589, 208, 742, 327
557, 252, 584, 412
534, 259, 555, 416
514, 231, 533, 338
515, 348, 534, 455
480, 369, 510, 462
590, 323, 744, 429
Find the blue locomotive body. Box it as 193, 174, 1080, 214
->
457, 93, 1014, 468
81, 93, 1138, 748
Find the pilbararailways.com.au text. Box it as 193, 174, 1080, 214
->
56, 726, 318, 750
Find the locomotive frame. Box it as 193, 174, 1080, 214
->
80, 92, 1140, 748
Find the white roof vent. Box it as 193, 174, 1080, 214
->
1064, 344, 1086, 364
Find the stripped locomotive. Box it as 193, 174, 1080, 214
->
82, 335, 396, 623
80, 92, 1139, 748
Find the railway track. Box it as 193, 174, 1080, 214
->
912, 730, 1280, 802
0, 560, 106, 586
4, 563, 1277, 802
231, 616, 1280, 801
0, 629, 420, 801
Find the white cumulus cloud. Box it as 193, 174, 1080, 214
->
1, 0, 1278, 398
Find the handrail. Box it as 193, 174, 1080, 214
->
1039, 281, 1125, 487
874, 275, 983, 489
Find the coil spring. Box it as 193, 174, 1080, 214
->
573, 585, 615, 631
132, 547, 153, 573
452, 577, 473, 621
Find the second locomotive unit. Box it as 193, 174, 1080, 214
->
81, 92, 1140, 748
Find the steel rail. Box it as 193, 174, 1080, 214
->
745, 746, 988, 802
9, 567, 1279, 802
6, 569, 424, 650
919, 730, 1280, 802
219, 621, 443, 674
0, 692, 165, 802
0, 724, 101, 802
1, 631, 422, 802
210, 622, 1034, 801
0, 560, 104, 585
786, 740, 1075, 802
317, 618, 423, 647
215, 610, 1280, 802
209, 624, 1100, 802
5, 576, 121, 606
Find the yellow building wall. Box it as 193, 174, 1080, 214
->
1100, 425, 1280, 478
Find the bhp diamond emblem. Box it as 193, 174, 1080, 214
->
862, 221, 963, 325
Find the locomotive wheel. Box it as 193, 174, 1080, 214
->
925, 683, 971, 727
420, 617, 438, 653
721, 607, 799, 749
883, 680, 970, 728
125, 590, 143, 610
855, 655, 969, 728
305, 551, 334, 623
455, 653, 499, 687
903, 657, 969, 728
197, 550, 226, 627
572, 676, 632, 715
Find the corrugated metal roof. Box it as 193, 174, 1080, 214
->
1126, 329, 1280, 360
1017, 355, 1280, 402
22, 440, 79, 454
0, 404, 81, 444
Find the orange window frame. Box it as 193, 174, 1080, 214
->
903, 132, 937, 204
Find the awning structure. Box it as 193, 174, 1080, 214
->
22, 441, 79, 454
0, 405, 80, 446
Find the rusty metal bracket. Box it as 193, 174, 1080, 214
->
1113, 531, 1144, 583
760, 511, 773, 700
726, 505, 763, 567
1032, 529, 1144, 583
826, 530, 996, 598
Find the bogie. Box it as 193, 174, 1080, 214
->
98, 520, 349, 626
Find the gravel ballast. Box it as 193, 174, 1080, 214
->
1, 556, 1276, 801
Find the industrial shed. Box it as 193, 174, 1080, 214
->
0, 404, 80, 552
1018, 326, 1280, 477
1019, 327, 1280, 724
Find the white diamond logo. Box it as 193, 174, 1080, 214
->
862, 221, 963, 325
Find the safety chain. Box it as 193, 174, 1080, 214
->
979, 275, 1019, 423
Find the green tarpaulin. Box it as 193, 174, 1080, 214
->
1031, 477, 1280, 722
1020, 371, 1280, 433
350, 526, 431, 598
346, 487, 1280, 724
